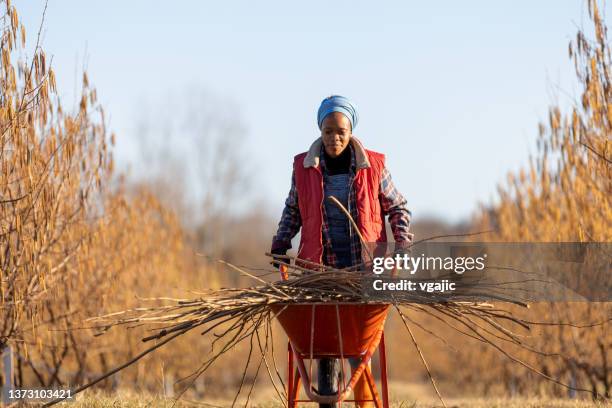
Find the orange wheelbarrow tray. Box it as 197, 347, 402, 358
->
270, 302, 391, 407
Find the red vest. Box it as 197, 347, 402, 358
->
293, 148, 387, 265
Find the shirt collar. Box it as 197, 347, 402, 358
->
319, 143, 356, 174
303, 136, 371, 170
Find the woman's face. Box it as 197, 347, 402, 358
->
321, 112, 352, 158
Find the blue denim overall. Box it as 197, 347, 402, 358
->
323, 173, 352, 268
318, 172, 361, 406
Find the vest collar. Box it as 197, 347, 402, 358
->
303, 136, 370, 170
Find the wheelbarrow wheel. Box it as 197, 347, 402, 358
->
318, 358, 339, 408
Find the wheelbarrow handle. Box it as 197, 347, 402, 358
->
280, 264, 289, 281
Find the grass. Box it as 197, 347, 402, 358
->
36, 389, 610, 408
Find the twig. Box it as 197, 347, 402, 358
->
42, 327, 191, 407
394, 305, 448, 408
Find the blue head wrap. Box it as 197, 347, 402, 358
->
317, 95, 359, 130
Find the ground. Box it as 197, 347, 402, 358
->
49, 395, 610, 408
34, 385, 610, 408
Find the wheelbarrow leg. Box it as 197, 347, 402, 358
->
288, 342, 295, 408
287, 342, 301, 407
292, 369, 302, 407
379, 332, 389, 408
363, 366, 382, 408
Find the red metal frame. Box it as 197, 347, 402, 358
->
272, 302, 390, 408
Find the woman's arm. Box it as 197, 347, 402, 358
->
379, 167, 413, 245
271, 168, 302, 253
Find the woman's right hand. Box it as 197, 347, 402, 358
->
270, 247, 288, 270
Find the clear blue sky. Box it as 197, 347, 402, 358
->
15, 1, 591, 222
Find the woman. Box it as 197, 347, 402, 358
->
271, 95, 413, 408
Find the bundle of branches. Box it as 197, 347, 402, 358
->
90, 255, 530, 342
64, 254, 601, 408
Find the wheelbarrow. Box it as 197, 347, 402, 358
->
271, 303, 390, 407
271, 266, 390, 408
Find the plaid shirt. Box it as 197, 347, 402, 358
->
272, 144, 412, 268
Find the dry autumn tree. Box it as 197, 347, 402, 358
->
473, 0, 611, 398
0, 0, 113, 356
1, 1, 253, 392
